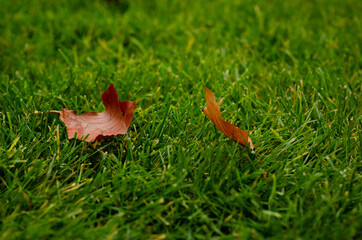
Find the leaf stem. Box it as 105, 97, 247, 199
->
34, 110, 61, 114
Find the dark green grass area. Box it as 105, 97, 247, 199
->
0, 0, 361, 239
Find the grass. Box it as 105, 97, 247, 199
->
0, 0, 361, 239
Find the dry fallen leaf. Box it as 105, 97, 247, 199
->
59, 83, 135, 142
202, 86, 255, 151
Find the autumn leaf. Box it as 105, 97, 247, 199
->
202, 86, 255, 151
59, 83, 135, 142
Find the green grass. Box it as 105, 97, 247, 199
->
0, 0, 361, 239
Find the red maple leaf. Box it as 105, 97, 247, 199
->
59, 84, 135, 142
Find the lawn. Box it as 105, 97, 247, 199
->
0, 0, 361, 239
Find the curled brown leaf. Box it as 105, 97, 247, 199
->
202, 86, 255, 151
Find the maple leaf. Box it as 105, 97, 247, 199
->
59, 83, 135, 142
202, 86, 255, 151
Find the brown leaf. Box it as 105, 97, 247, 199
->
202, 86, 255, 150
60, 83, 135, 142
